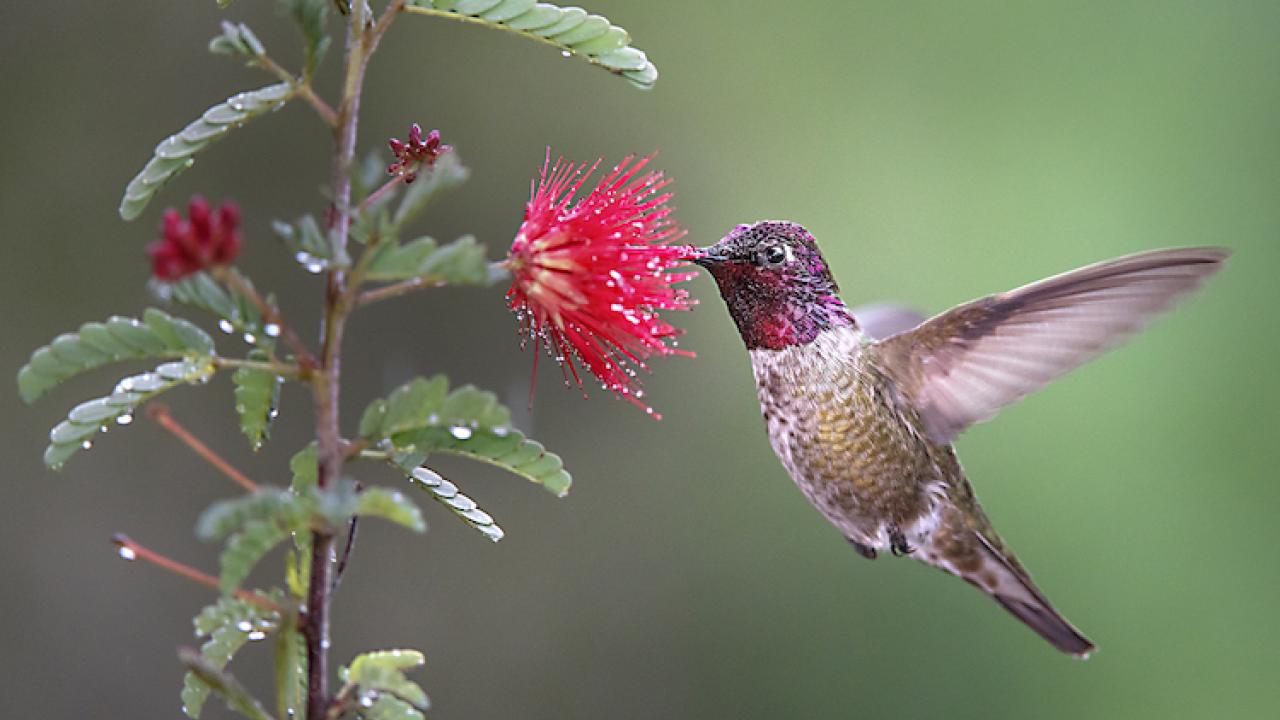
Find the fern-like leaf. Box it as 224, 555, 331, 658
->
197, 488, 300, 540
361, 375, 571, 495
221, 519, 293, 593
183, 594, 282, 719
44, 358, 216, 469
120, 83, 294, 220
343, 649, 430, 716
233, 350, 282, 451
404, 1, 658, 89
18, 309, 213, 404
274, 617, 308, 720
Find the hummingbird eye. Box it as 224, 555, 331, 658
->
760, 244, 789, 266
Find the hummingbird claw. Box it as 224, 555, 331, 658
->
847, 538, 878, 560
889, 528, 915, 557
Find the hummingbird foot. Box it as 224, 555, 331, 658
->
889, 528, 915, 557
847, 538, 878, 560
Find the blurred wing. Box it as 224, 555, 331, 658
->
851, 303, 927, 341
872, 247, 1229, 444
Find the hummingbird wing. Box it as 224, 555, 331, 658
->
871, 247, 1228, 444
849, 303, 926, 341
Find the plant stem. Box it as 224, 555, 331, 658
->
355, 276, 446, 307
146, 403, 260, 493
255, 53, 338, 127
111, 534, 283, 613
214, 356, 302, 378
355, 173, 407, 218
303, 4, 404, 720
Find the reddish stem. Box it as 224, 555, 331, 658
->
146, 403, 259, 493
111, 534, 283, 613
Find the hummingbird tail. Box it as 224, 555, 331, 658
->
971, 531, 1096, 658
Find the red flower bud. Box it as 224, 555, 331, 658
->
146, 195, 242, 282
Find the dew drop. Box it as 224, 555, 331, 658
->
236, 620, 253, 633
560, 50, 572, 58
449, 426, 473, 441
81, 440, 93, 450
243, 332, 257, 345
117, 545, 137, 561
247, 630, 267, 641
264, 323, 281, 338
218, 319, 235, 334
116, 414, 134, 425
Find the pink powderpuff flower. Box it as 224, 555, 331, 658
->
146, 196, 242, 282
506, 152, 699, 418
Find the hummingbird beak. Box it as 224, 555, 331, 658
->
692, 247, 730, 268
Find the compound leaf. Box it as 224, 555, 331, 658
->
120, 83, 294, 221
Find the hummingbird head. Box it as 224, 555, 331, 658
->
694, 221, 854, 350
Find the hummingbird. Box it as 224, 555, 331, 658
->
694, 221, 1228, 656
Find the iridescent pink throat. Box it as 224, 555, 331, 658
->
718, 282, 856, 351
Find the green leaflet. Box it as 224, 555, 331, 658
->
182, 595, 282, 720
274, 621, 307, 720
404, 1, 658, 89
273, 214, 347, 271
282, 0, 331, 76
393, 461, 504, 542
364, 695, 425, 720
289, 444, 318, 493
233, 350, 283, 451
355, 487, 427, 533
44, 358, 216, 469
221, 520, 293, 594
119, 83, 295, 221
360, 375, 572, 496
209, 20, 266, 60
364, 235, 489, 285
18, 309, 214, 404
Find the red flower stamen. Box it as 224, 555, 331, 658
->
506, 152, 698, 417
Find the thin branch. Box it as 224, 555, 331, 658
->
214, 356, 302, 379
146, 403, 259, 493
355, 173, 407, 218
355, 276, 445, 307
255, 53, 338, 127
331, 516, 359, 592
179, 647, 279, 720
212, 266, 317, 370
111, 535, 284, 613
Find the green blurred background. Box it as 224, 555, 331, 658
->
2, 1, 1277, 718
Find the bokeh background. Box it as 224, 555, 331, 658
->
2, 2, 1277, 718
